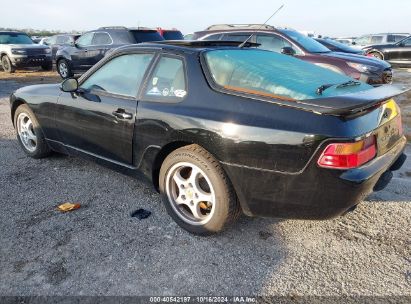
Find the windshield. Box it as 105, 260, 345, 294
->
0, 33, 33, 44
163, 31, 184, 40
279, 29, 330, 53
131, 30, 164, 43
203, 49, 372, 101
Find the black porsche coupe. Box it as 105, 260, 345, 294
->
10, 41, 407, 235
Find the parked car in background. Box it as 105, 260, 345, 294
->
315, 38, 364, 55
0, 31, 52, 73
31, 36, 42, 44
42, 34, 81, 60
56, 26, 164, 78
363, 35, 411, 67
157, 28, 184, 40
10, 41, 406, 235
38, 37, 51, 45
193, 25, 393, 85
353, 33, 409, 49
335, 37, 356, 45
184, 33, 194, 40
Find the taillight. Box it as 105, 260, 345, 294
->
317, 136, 377, 169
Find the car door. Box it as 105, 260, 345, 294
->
71, 32, 94, 69
54, 35, 70, 59
56, 52, 155, 164
45, 36, 57, 59
89, 32, 113, 64
397, 37, 411, 63
255, 34, 303, 56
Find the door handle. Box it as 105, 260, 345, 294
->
112, 109, 133, 120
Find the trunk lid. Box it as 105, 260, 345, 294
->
294, 85, 409, 116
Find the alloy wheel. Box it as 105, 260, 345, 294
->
2, 57, 10, 71
17, 113, 37, 152
166, 162, 216, 225
58, 62, 68, 78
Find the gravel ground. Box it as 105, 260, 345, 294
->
0, 70, 410, 297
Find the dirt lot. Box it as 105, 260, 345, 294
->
0, 69, 410, 297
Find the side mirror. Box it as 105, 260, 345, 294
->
61, 78, 78, 92
398, 42, 404, 47
281, 46, 296, 56
352, 41, 356, 45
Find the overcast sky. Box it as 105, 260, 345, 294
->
1, 0, 410, 37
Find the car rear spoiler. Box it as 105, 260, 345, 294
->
294, 85, 409, 116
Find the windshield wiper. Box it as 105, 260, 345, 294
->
316, 80, 361, 95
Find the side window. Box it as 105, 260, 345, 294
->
402, 38, 411, 46
92, 32, 112, 45
256, 34, 301, 55
371, 36, 383, 44
81, 53, 154, 97
222, 34, 251, 42
145, 56, 187, 100
202, 34, 223, 41
47, 36, 57, 45
76, 32, 94, 47
394, 35, 408, 42
355, 35, 370, 45
387, 35, 395, 43
56, 35, 70, 44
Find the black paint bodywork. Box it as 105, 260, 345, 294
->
10, 42, 407, 220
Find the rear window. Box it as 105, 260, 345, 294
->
131, 30, 164, 43
203, 49, 372, 101
162, 31, 184, 40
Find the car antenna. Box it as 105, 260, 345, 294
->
238, 4, 284, 48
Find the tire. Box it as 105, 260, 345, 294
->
159, 144, 241, 235
57, 59, 73, 78
369, 51, 383, 60
14, 104, 51, 159
1, 55, 15, 73
41, 62, 53, 71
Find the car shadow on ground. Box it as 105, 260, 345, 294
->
0, 137, 288, 295
0, 71, 60, 99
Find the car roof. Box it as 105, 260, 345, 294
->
97, 26, 158, 32
114, 40, 261, 53
0, 31, 27, 35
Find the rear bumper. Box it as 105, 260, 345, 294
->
223, 136, 406, 219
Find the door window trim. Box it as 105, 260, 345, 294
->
200, 31, 305, 55
77, 31, 114, 47
77, 50, 158, 100
139, 52, 188, 103
91, 31, 114, 46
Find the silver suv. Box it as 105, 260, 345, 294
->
0, 31, 52, 73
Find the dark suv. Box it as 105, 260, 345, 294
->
157, 28, 184, 40
43, 34, 81, 61
193, 24, 393, 85
56, 27, 164, 78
